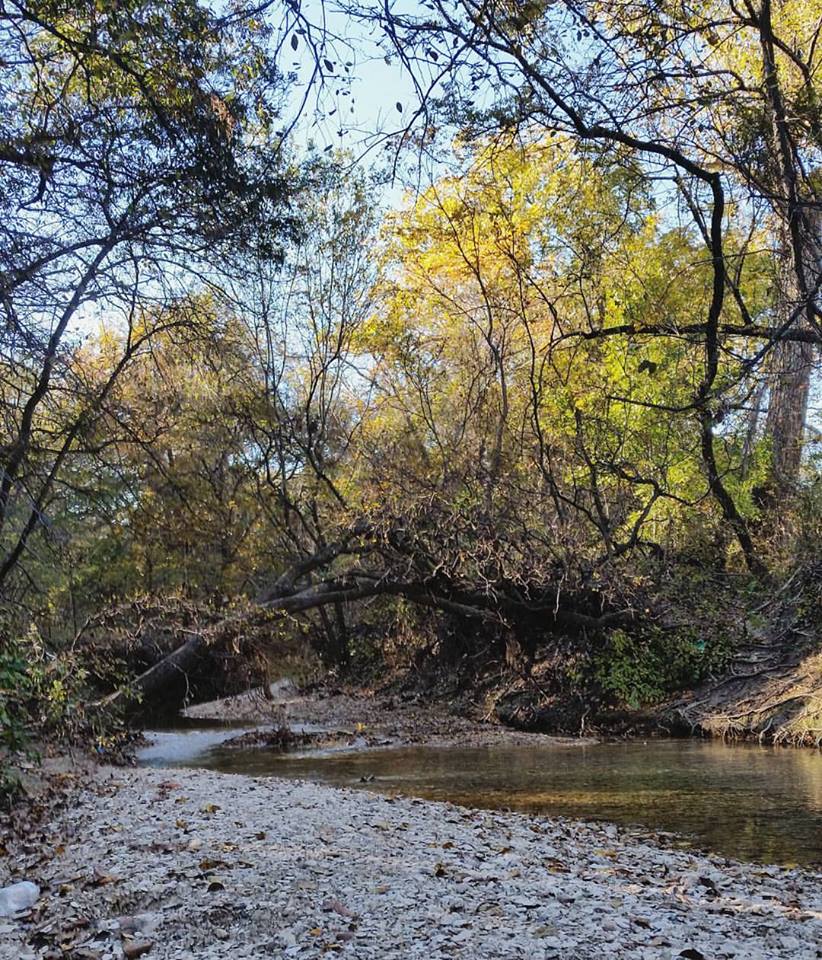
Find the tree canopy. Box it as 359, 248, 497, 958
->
1, 0, 820, 752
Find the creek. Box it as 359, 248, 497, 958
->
139, 727, 822, 867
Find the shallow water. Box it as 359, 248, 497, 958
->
139, 733, 822, 866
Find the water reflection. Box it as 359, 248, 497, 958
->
141, 735, 822, 866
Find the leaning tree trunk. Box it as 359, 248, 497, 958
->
94, 633, 208, 710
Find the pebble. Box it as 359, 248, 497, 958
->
122, 941, 154, 959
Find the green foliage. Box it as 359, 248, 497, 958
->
1, 630, 87, 735
593, 626, 733, 710
0, 641, 32, 754
0, 624, 95, 804
0, 632, 39, 804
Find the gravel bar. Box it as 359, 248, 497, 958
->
1, 766, 820, 959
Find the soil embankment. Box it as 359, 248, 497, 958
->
664, 644, 822, 747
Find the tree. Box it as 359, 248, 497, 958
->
338, 0, 822, 570
0, 0, 296, 598
236, 156, 380, 662
73, 301, 262, 605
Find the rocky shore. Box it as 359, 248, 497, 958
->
1, 765, 820, 960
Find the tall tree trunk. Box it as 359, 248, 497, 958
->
757, 1, 819, 493
765, 238, 815, 491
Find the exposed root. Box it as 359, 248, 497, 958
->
665, 648, 822, 747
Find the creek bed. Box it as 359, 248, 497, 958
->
139, 731, 822, 867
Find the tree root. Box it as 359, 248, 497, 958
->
665, 647, 822, 748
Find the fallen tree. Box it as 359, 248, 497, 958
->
87, 497, 822, 751
94, 509, 643, 711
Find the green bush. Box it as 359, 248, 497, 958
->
593, 626, 731, 709
0, 635, 37, 803
0, 626, 91, 805
0, 642, 32, 753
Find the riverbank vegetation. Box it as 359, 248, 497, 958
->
2, 0, 822, 794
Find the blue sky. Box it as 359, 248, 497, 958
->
280, 2, 419, 157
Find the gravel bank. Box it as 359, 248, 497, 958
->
1, 766, 820, 960
183, 683, 596, 749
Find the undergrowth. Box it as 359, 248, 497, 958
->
0, 620, 126, 807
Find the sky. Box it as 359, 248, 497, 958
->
276, 0, 459, 206
278, 3, 419, 158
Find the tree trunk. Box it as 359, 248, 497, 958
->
95, 634, 207, 710
765, 227, 817, 492
765, 337, 814, 489
757, 4, 819, 493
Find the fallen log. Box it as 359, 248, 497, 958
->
94, 632, 207, 710
97, 565, 635, 712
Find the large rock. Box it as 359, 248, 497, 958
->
0, 881, 39, 917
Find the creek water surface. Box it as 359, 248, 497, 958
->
139, 730, 822, 867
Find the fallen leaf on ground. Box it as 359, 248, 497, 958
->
122, 940, 154, 959
321, 898, 358, 919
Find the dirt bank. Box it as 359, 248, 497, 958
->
664, 643, 822, 747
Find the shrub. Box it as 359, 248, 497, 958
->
593, 625, 732, 710
0, 625, 92, 805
